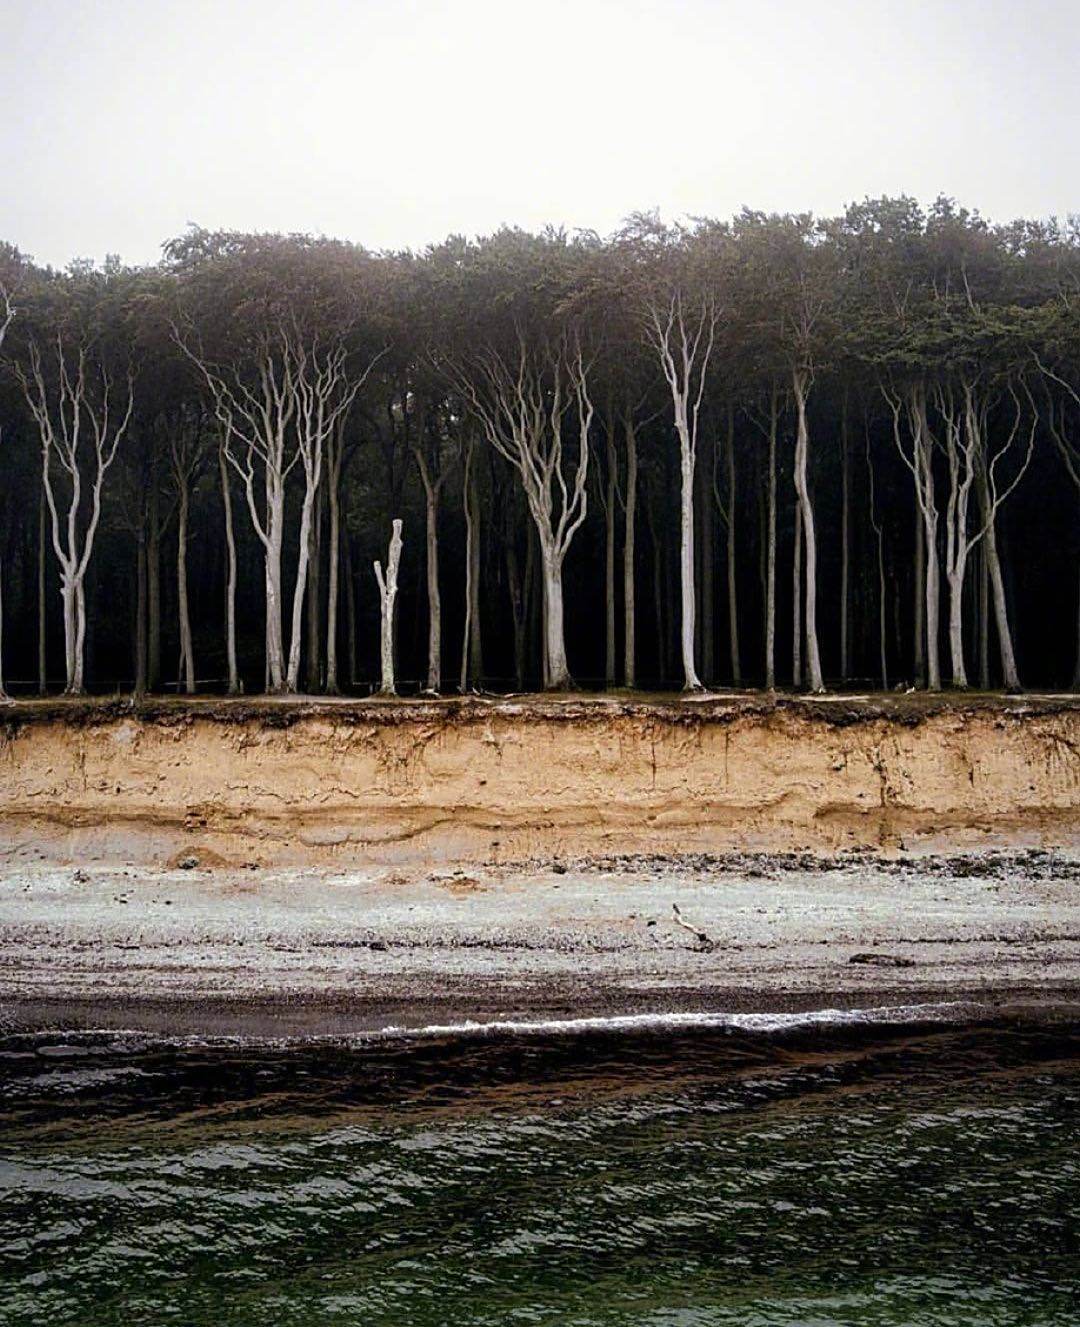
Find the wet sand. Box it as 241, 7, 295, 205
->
2, 850, 1078, 1036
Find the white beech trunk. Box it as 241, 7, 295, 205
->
792, 501, 802, 688
343, 533, 358, 690
134, 524, 147, 697
218, 441, 239, 694
646, 292, 717, 692
604, 413, 617, 686
37, 486, 47, 694
414, 445, 445, 694
791, 366, 824, 692
287, 460, 320, 693
176, 479, 195, 693
864, 415, 889, 690
325, 422, 347, 694
913, 500, 926, 687
175, 327, 379, 695
623, 408, 638, 689
16, 337, 133, 695
305, 483, 323, 693
765, 392, 778, 690
168, 421, 204, 697
839, 404, 850, 681
148, 483, 162, 691
506, 538, 526, 690
700, 434, 714, 684
937, 378, 1033, 689
677, 433, 699, 689
725, 408, 740, 686
978, 543, 991, 689
459, 436, 483, 692
885, 383, 941, 689
374, 519, 403, 695
0, 557, 7, 700
450, 338, 592, 691
1074, 577, 1080, 692
977, 462, 1021, 690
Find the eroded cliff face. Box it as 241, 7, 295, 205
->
1, 696, 1078, 866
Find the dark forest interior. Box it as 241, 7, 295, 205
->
0, 197, 1078, 697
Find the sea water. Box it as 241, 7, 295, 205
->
1, 1009, 1077, 1325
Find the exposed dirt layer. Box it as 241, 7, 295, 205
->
1, 693, 1078, 867
2, 851, 1078, 1035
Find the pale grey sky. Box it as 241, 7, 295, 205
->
2, 0, 1078, 269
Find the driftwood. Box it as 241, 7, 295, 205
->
672, 902, 716, 951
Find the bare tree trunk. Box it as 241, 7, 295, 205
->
148, 482, 161, 691
623, 410, 637, 689
374, 519, 403, 696
540, 544, 570, 689
1073, 571, 1080, 692
978, 468, 1021, 690
343, 534, 358, 690
460, 438, 477, 692
506, 539, 526, 691
20, 345, 132, 695
913, 500, 925, 687
925, 521, 942, 690
876, 528, 888, 690
792, 367, 824, 691
699, 433, 714, 684
604, 413, 617, 687
645, 489, 664, 685
840, 404, 850, 681
539, 549, 550, 688
522, 527, 536, 690
647, 294, 714, 693
176, 479, 195, 694
678, 435, 701, 690
0, 558, 7, 700
765, 392, 777, 690
218, 443, 239, 695
325, 428, 347, 695
978, 544, 990, 690
37, 487, 47, 694
946, 564, 968, 688
1073, 575, 1080, 691
286, 475, 319, 693
865, 415, 888, 691
72, 581, 87, 695
134, 524, 147, 697
468, 454, 485, 687
725, 408, 740, 686
793, 501, 802, 688
305, 483, 323, 693
886, 384, 940, 689
422, 473, 441, 693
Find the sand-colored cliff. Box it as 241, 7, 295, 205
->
1, 694, 1078, 866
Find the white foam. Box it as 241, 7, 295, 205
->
4, 1001, 982, 1053
377, 1001, 976, 1043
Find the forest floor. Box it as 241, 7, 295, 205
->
2, 850, 1079, 1037
3, 688, 1079, 728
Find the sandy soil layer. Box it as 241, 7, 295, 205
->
1, 693, 1079, 867
2, 851, 1078, 1034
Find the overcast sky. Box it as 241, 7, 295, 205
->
3, 0, 1078, 269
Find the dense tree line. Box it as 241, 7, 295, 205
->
0, 196, 1078, 698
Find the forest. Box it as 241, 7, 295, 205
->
0, 195, 1078, 699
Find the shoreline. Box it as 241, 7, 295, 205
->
3, 849, 1078, 1038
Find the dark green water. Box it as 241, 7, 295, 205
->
1, 1014, 1078, 1325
